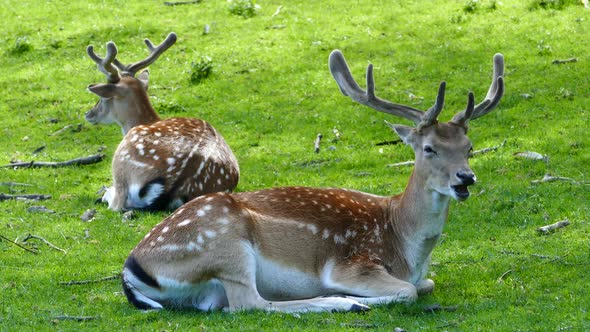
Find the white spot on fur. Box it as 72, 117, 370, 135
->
204, 230, 217, 238
127, 159, 149, 168
167, 157, 176, 165
177, 219, 192, 227
162, 226, 169, 233
333, 234, 346, 244
187, 241, 202, 252
161, 244, 180, 251
196, 161, 206, 175
322, 229, 330, 240
196, 209, 206, 217
307, 224, 318, 235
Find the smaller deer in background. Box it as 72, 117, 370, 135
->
86, 33, 239, 211
120, 51, 504, 312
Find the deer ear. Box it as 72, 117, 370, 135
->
385, 121, 413, 144
87, 83, 120, 98
137, 70, 149, 90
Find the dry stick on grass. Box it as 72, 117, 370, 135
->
0, 193, 51, 201
470, 139, 507, 157
163, 0, 201, 6
49, 124, 73, 136
531, 174, 578, 185
314, 133, 323, 153
59, 274, 121, 286
0, 182, 33, 187
387, 140, 505, 167
497, 269, 513, 283
53, 315, 97, 322
272, 5, 283, 17
0, 153, 105, 169
0, 234, 38, 254
22, 234, 67, 254
552, 57, 577, 65
537, 219, 570, 235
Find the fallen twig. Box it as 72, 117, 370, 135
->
1, 153, 105, 169
376, 139, 402, 146
32, 145, 46, 155
470, 139, 506, 157
0, 182, 33, 187
0, 234, 38, 254
552, 57, 577, 65
423, 303, 459, 313
537, 219, 570, 235
53, 315, 97, 322
497, 269, 512, 283
514, 151, 548, 163
164, 0, 201, 5
531, 174, 577, 185
22, 234, 67, 254
0, 193, 51, 202
387, 160, 414, 168
272, 5, 283, 17
50, 125, 72, 136
59, 274, 121, 286
314, 133, 323, 153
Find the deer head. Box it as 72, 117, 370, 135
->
329, 50, 504, 201
85, 33, 177, 134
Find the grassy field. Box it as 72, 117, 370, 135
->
1, 0, 589, 331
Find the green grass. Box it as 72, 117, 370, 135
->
1, 0, 589, 330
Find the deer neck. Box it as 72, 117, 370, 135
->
120, 93, 161, 135
389, 170, 450, 283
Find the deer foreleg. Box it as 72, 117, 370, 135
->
218, 244, 369, 313
323, 259, 418, 306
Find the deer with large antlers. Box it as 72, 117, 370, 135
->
86, 33, 239, 211
121, 50, 504, 312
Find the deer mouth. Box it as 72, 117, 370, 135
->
452, 184, 470, 201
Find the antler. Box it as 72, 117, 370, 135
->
451, 53, 504, 127
329, 50, 447, 130
114, 32, 178, 77
87, 42, 121, 83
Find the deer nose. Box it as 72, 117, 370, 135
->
456, 170, 476, 185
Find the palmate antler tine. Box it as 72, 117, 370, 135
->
329, 50, 424, 125
86, 42, 121, 83
124, 32, 178, 76
451, 53, 504, 125
416, 81, 446, 131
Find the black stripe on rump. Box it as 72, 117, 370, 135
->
138, 177, 174, 211
122, 255, 161, 310
124, 255, 160, 288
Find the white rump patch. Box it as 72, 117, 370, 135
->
127, 182, 165, 209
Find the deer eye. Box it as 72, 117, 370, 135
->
424, 145, 437, 155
